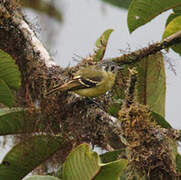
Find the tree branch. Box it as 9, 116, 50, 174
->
111, 30, 181, 65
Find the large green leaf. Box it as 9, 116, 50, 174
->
62, 143, 127, 180
0, 107, 60, 135
101, 0, 131, 9
24, 175, 61, 180
0, 80, 14, 107
22, 0, 62, 22
0, 108, 37, 135
94, 159, 128, 180
150, 111, 172, 129
62, 143, 100, 180
93, 29, 114, 62
100, 149, 126, 163
0, 49, 21, 89
0, 135, 62, 180
176, 154, 181, 173
128, 0, 181, 32
136, 53, 166, 117
163, 15, 181, 56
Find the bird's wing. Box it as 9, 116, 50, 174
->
70, 74, 103, 91
73, 66, 104, 88
45, 78, 84, 96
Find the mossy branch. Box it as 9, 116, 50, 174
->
124, 68, 138, 108
111, 30, 181, 65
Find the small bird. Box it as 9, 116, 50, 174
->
46, 61, 120, 97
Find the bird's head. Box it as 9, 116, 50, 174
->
98, 60, 123, 74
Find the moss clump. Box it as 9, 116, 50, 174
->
119, 102, 178, 179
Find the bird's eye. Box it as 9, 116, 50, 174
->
104, 66, 109, 71
110, 66, 115, 71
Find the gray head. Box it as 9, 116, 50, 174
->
98, 60, 122, 73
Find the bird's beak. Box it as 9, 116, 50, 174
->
117, 66, 124, 70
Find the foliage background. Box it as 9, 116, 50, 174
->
0, 0, 181, 179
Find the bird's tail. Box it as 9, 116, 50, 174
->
46, 86, 60, 96
45, 80, 80, 96
45, 84, 68, 96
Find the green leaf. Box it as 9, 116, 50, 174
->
93, 29, 114, 62
128, 0, 181, 32
0, 135, 62, 180
136, 53, 166, 117
62, 144, 127, 180
0, 108, 61, 135
100, 149, 126, 163
108, 98, 123, 117
101, 0, 131, 9
176, 154, 181, 173
62, 143, 100, 180
0, 80, 14, 107
108, 79, 125, 117
0, 108, 37, 135
94, 159, 128, 180
0, 49, 21, 89
150, 111, 172, 128
24, 175, 61, 180
22, 0, 62, 22
162, 15, 181, 56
